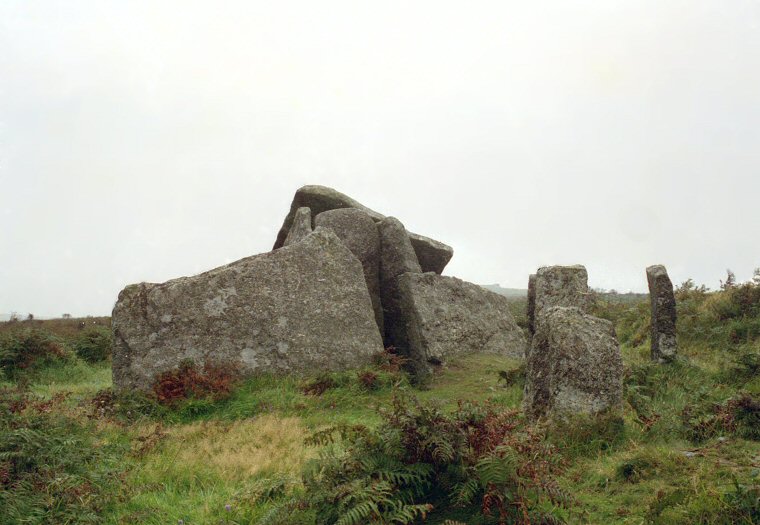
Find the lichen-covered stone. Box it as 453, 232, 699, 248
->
315, 208, 383, 332
283, 207, 312, 246
112, 228, 383, 392
534, 265, 592, 320
524, 306, 623, 419
378, 217, 422, 355
646, 264, 677, 362
272, 185, 453, 273
398, 273, 526, 369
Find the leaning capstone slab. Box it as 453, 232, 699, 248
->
273, 185, 453, 274
315, 208, 383, 332
398, 273, 526, 368
378, 216, 422, 358
283, 207, 312, 246
534, 265, 592, 321
112, 228, 384, 393
524, 306, 623, 419
646, 264, 677, 362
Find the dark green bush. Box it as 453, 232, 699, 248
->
73, 326, 113, 363
0, 329, 69, 379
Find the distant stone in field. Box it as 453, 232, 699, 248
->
646, 264, 678, 362
283, 207, 312, 246
398, 273, 526, 371
112, 228, 383, 392
315, 208, 383, 332
524, 306, 623, 419
527, 273, 537, 338
273, 185, 453, 274
534, 265, 592, 320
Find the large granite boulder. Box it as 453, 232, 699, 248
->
272, 185, 453, 274
283, 207, 312, 246
533, 265, 592, 321
646, 264, 677, 362
524, 306, 623, 419
315, 208, 383, 332
378, 217, 422, 356
398, 273, 526, 369
112, 228, 384, 392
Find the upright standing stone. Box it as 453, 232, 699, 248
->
524, 306, 623, 419
378, 217, 422, 360
646, 265, 678, 362
272, 185, 453, 274
398, 273, 526, 367
315, 208, 383, 332
527, 274, 537, 340
534, 265, 592, 321
283, 207, 312, 246
112, 229, 384, 392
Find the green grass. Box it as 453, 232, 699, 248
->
2, 287, 760, 524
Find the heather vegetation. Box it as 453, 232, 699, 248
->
1, 278, 759, 524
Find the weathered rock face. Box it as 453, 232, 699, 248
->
378, 217, 422, 354
524, 306, 623, 419
398, 273, 526, 369
527, 274, 537, 338
534, 265, 592, 320
272, 185, 453, 274
283, 207, 312, 246
112, 229, 384, 392
315, 208, 383, 332
646, 264, 677, 362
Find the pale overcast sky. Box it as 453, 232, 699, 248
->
1, 0, 759, 317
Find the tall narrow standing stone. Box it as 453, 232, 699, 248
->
527, 274, 537, 340
646, 265, 677, 362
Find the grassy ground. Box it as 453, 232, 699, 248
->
1, 288, 759, 524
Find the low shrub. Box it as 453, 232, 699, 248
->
496, 365, 525, 388
0, 329, 69, 379
357, 370, 380, 391
0, 386, 125, 524
371, 348, 408, 373
153, 361, 239, 405
682, 393, 760, 442
301, 373, 339, 396
258, 392, 571, 524
73, 326, 112, 363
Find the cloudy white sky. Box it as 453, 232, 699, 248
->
1, 0, 759, 317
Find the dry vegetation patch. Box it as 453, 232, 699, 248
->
149, 415, 312, 482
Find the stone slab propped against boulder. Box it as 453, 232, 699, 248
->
378, 216, 422, 356
272, 185, 454, 274
112, 228, 384, 392
398, 273, 526, 371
